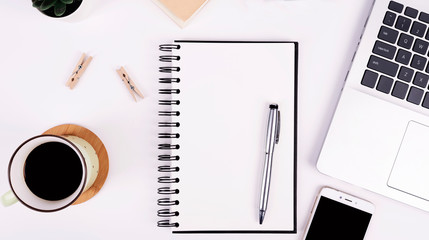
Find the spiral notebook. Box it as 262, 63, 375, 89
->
157, 40, 298, 233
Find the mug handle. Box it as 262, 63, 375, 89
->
1, 190, 18, 206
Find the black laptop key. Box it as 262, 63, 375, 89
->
392, 81, 409, 99
395, 16, 412, 32
398, 33, 414, 49
405, 7, 419, 18
411, 54, 427, 71
388, 1, 404, 13
396, 49, 412, 65
422, 93, 429, 109
383, 11, 397, 26
413, 72, 429, 88
410, 22, 427, 38
412, 39, 429, 55
361, 70, 379, 88
398, 66, 414, 82
378, 26, 399, 44
419, 12, 429, 24
373, 40, 397, 59
376, 76, 394, 94
368, 55, 399, 77
407, 86, 424, 104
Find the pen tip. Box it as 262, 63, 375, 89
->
259, 210, 265, 225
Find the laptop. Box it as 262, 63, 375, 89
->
318, 0, 429, 211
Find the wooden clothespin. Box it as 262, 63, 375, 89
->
116, 66, 144, 101
66, 53, 93, 89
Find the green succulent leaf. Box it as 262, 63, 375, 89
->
32, 0, 44, 8
39, 0, 57, 11
60, 0, 73, 4
54, 1, 66, 16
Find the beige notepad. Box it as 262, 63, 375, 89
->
152, 0, 209, 27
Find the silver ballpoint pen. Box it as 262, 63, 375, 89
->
259, 104, 280, 224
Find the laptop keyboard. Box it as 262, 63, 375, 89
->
361, 1, 429, 109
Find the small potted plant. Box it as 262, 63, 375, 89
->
32, 0, 83, 18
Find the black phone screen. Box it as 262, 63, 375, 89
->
305, 196, 372, 240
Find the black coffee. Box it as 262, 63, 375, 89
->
24, 142, 83, 201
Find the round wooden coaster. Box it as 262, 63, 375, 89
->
43, 124, 109, 205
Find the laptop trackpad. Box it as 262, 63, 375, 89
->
388, 121, 429, 201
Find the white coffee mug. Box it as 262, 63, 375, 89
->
1, 134, 99, 212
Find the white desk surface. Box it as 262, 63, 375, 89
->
0, 0, 428, 239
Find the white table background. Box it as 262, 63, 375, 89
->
1, 0, 428, 239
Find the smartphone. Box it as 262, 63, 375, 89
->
302, 187, 375, 240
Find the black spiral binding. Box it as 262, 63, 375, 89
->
157, 44, 181, 228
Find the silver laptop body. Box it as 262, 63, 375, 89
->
318, 0, 429, 211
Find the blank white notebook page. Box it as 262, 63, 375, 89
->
169, 41, 296, 232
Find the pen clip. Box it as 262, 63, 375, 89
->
275, 110, 280, 144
